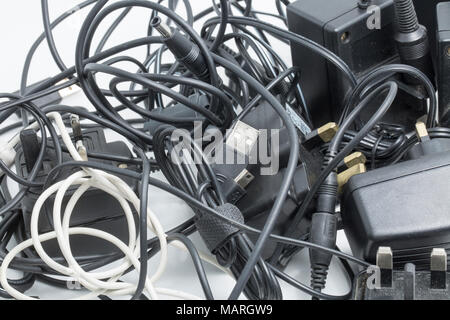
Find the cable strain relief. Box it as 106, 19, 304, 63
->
394, 0, 419, 33
311, 265, 329, 292
322, 150, 338, 170
318, 182, 338, 198
317, 173, 338, 213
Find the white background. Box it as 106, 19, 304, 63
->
0, 1, 352, 300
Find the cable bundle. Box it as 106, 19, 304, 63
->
0, 0, 445, 301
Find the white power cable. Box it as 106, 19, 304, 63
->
0, 112, 231, 300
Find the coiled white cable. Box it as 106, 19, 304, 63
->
0, 112, 230, 300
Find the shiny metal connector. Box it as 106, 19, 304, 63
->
415, 121, 430, 142
376, 246, 393, 288
234, 169, 255, 189
226, 121, 260, 157
70, 114, 83, 143
151, 16, 172, 39
431, 248, 447, 290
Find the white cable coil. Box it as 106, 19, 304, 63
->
0, 112, 230, 300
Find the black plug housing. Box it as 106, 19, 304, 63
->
15, 127, 139, 258
406, 138, 450, 160
405, 122, 450, 160
437, 2, 450, 126
342, 150, 450, 270
309, 211, 338, 291
151, 17, 209, 82
210, 101, 321, 259
392, 0, 435, 87
240, 165, 316, 261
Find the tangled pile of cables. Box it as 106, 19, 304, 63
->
0, 0, 447, 301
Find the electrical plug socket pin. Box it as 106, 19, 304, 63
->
356, 250, 450, 299
344, 152, 367, 168
404, 263, 416, 300
377, 247, 394, 288
337, 163, 366, 194
317, 122, 339, 142
415, 121, 430, 142
338, 152, 367, 173
431, 248, 447, 290
303, 122, 339, 150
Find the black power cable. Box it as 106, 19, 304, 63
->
0, 0, 439, 301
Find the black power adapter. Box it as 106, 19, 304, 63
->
287, 0, 398, 127
15, 126, 139, 258
342, 127, 450, 269
437, 2, 450, 126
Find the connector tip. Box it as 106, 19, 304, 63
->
151, 16, 172, 39
415, 122, 430, 142
318, 122, 339, 143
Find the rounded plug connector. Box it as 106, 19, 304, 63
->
151, 16, 210, 82
393, 0, 435, 86
309, 171, 338, 297
309, 212, 338, 294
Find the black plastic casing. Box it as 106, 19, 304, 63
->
412, 0, 444, 65
236, 164, 316, 260
16, 128, 139, 258
437, 2, 450, 126
342, 151, 450, 270
287, 0, 398, 127
211, 101, 320, 259
406, 138, 450, 160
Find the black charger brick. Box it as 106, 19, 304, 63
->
16, 127, 139, 258
342, 151, 450, 270
437, 2, 450, 126
287, 0, 398, 127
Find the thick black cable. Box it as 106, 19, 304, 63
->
48, 160, 370, 268
131, 148, 149, 300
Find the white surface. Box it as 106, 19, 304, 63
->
0, 1, 353, 300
